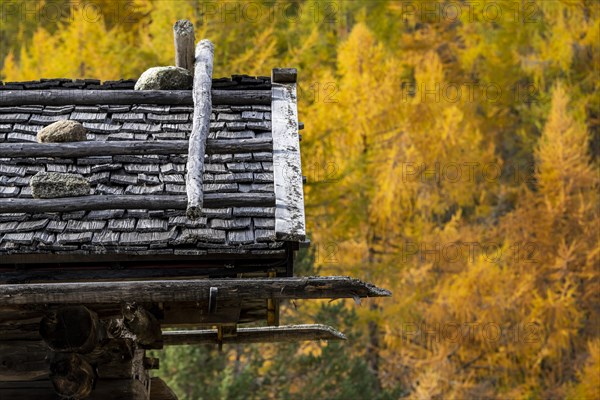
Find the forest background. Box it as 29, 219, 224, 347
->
1, 0, 598, 398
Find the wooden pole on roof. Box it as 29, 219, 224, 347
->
173, 20, 195, 74
186, 39, 214, 219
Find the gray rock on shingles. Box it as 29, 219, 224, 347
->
30, 172, 91, 199
134, 66, 193, 90
37, 120, 87, 143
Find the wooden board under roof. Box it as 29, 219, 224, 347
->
271, 68, 306, 241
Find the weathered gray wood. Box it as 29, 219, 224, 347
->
0, 276, 391, 305
272, 68, 297, 83
0, 89, 271, 106
0, 193, 275, 213
271, 73, 306, 241
163, 324, 346, 345
186, 39, 214, 219
174, 20, 195, 74
0, 139, 272, 157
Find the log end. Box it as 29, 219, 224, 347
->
272, 68, 298, 83
173, 19, 194, 35
196, 39, 215, 58
186, 206, 202, 220
49, 353, 95, 399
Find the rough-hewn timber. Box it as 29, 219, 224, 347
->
163, 324, 346, 345
173, 20, 195, 74
0, 138, 272, 157
186, 39, 214, 219
0, 276, 391, 305
0, 89, 271, 106
271, 68, 306, 241
0, 193, 275, 213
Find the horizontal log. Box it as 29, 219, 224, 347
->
0, 341, 48, 381
0, 138, 272, 158
0, 193, 275, 213
0, 89, 271, 106
163, 324, 346, 345
0, 276, 391, 305
0, 379, 149, 400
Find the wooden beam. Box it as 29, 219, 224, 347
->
173, 20, 195, 74
163, 324, 346, 345
0, 89, 271, 106
0, 276, 391, 305
0, 193, 275, 213
271, 71, 306, 241
0, 341, 48, 381
186, 39, 214, 219
0, 138, 272, 158
0, 379, 150, 399
150, 378, 178, 400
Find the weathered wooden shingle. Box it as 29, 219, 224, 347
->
120, 229, 177, 246
0, 113, 29, 123
92, 230, 121, 245
2, 232, 35, 244
0, 186, 20, 197
107, 219, 136, 232
56, 232, 93, 244
0, 221, 18, 233
29, 114, 69, 125
65, 220, 107, 232
177, 228, 226, 243
228, 229, 255, 244
136, 219, 168, 232
16, 219, 49, 232
210, 218, 251, 230
111, 113, 145, 122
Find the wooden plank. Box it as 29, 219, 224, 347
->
173, 20, 195, 74
0, 139, 272, 158
0, 341, 48, 381
0, 276, 391, 305
162, 324, 346, 345
0, 193, 275, 213
0, 379, 149, 400
271, 73, 305, 241
186, 39, 214, 219
150, 378, 178, 400
0, 90, 270, 106
0, 381, 59, 399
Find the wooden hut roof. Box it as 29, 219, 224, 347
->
0, 76, 306, 265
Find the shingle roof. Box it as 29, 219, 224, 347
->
0, 77, 288, 261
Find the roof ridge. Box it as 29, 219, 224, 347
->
0, 75, 272, 91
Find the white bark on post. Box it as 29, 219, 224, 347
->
186, 39, 214, 219
173, 20, 195, 74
